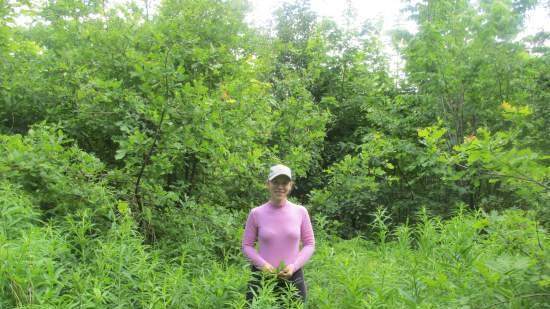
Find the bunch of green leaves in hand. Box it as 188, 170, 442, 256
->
277, 261, 295, 280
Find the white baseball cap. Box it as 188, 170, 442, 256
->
268, 164, 292, 181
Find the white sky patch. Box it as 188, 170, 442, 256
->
247, 0, 548, 70
247, 0, 417, 32
523, 2, 550, 35
246, 0, 419, 77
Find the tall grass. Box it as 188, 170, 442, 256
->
4, 194, 547, 308
306, 209, 549, 309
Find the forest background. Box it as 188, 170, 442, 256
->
1, 0, 549, 308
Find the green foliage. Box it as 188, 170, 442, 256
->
0, 182, 38, 238
448, 103, 549, 215
310, 129, 457, 237
0, 226, 70, 308
309, 133, 391, 236
153, 202, 246, 266
0, 0, 548, 307
307, 210, 549, 309
3, 193, 547, 308
399, 0, 545, 147
0, 124, 114, 222
0, 181, 70, 307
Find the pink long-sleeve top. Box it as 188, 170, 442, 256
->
242, 200, 315, 271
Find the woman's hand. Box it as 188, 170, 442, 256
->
261, 263, 275, 273
278, 264, 294, 279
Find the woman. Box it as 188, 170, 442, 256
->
242, 164, 315, 306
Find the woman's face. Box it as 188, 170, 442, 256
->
268, 175, 293, 202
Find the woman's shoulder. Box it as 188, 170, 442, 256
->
249, 202, 270, 213
287, 201, 310, 214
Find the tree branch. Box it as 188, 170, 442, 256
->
133, 46, 173, 242
454, 163, 549, 191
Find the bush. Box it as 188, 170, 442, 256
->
0, 124, 115, 225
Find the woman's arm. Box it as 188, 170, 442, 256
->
242, 209, 269, 269
290, 207, 315, 271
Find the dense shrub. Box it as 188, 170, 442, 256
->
0, 125, 115, 225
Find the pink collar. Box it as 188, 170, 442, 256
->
268, 200, 288, 209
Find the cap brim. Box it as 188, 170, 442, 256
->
268, 173, 292, 181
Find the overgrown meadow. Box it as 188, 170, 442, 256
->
1, 0, 549, 308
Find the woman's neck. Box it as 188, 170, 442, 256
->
270, 198, 287, 208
